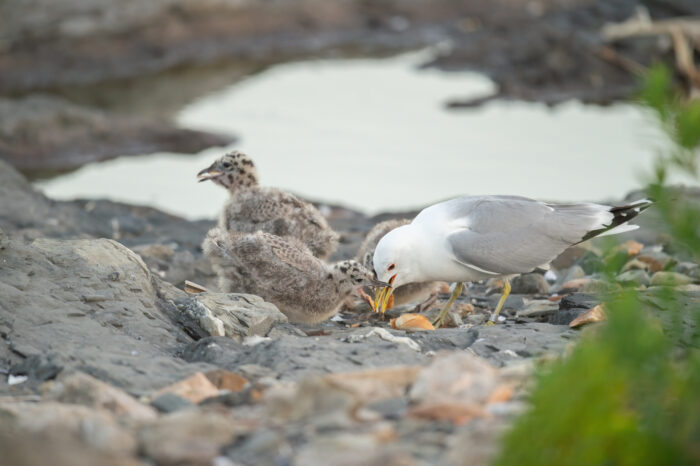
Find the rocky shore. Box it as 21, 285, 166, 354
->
2, 159, 699, 464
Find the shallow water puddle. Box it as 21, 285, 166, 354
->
37, 50, 679, 219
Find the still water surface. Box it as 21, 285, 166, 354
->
37, 50, 672, 219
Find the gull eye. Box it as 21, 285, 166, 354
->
387, 263, 395, 271
222, 162, 232, 169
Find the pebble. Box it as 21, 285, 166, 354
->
152, 372, 219, 404
649, 271, 694, 287
516, 300, 559, 318
637, 249, 674, 273
151, 393, 195, 413
615, 269, 650, 286
467, 314, 487, 325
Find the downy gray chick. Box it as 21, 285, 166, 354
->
198, 150, 339, 260
203, 228, 385, 324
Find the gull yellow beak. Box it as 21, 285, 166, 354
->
372, 274, 396, 314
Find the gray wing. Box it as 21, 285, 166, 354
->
446, 197, 610, 274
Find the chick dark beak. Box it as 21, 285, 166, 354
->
197, 164, 223, 182
369, 279, 391, 288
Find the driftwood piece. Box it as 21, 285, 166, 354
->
602, 16, 700, 42
602, 13, 700, 90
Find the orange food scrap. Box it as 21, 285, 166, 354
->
569, 304, 606, 328
390, 313, 435, 331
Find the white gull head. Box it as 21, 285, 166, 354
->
372, 224, 423, 288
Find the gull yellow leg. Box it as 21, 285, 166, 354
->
487, 278, 511, 326
432, 282, 464, 328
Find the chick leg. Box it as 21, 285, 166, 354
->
432, 282, 464, 328
487, 278, 511, 325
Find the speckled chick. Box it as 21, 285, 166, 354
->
203, 228, 380, 324
356, 219, 440, 306
197, 151, 339, 260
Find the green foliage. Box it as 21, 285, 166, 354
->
494, 67, 700, 466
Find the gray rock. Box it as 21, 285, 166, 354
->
516, 300, 559, 319
469, 323, 575, 365
405, 328, 478, 353
616, 269, 650, 286
138, 409, 238, 465
223, 428, 291, 466
510, 273, 549, 294
43, 372, 158, 421
0, 159, 218, 290
367, 397, 409, 420
0, 234, 215, 394
554, 265, 585, 290
9, 354, 62, 386
485, 294, 526, 312
0, 401, 138, 456
183, 332, 430, 381
549, 293, 599, 326
675, 261, 700, 279
637, 249, 674, 272
467, 313, 487, 325
151, 393, 195, 413
175, 293, 287, 341
650, 271, 694, 287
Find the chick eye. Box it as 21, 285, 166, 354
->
387, 264, 395, 271
222, 162, 232, 169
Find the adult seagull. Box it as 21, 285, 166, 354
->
372, 195, 652, 327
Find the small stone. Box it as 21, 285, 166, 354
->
558, 278, 591, 291
151, 393, 195, 413
139, 409, 237, 465
675, 261, 700, 278
637, 249, 674, 273
177, 293, 287, 340
510, 273, 549, 294
408, 401, 486, 424
559, 265, 585, 284
153, 372, 220, 404
204, 370, 249, 392
9, 354, 62, 385
421, 307, 461, 327
516, 300, 559, 318
615, 269, 650, 286
44, 372, 157, 421
580, 279, 609, 293
410, 353, 498, 406
622, 258, 650, 272
467, 314, 487, 325
650, 271, 694, 287
322, 366, 421, 402
366, 397, 409, 420
237, 364, 277, 381
0, 401, 138, 455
